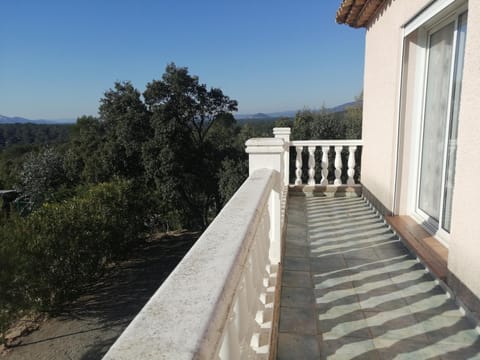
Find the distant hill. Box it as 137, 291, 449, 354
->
235, 111, 291, 121
235, 101, 358, 121
328, 101, 357, 113
0, 115, 76, 124
2, 101, 360, 124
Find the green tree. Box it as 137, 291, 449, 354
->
0, 145, 38, 189
143, 63, 237, 146
345, 91, 363, 139
18, 147, 69, 211
99, 82, 152, 180
142, 63, 238, 229
64, 116, 109, 183
292, 109, 315, 140
274, 117, 294, 128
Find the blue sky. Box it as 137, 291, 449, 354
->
0, 0, 365, 120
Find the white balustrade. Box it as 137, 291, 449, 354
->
308, 146, 316, 185
102, 130, 362, 360
103, 138, 284, 360
290, 139, 363, 186
321, 146, 329, 185
273, 127, 291, 187
295, 146, 303, 185
334, 146, 343, 185
347, 146, 357, 185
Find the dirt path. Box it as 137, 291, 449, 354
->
2, 232, 199, 360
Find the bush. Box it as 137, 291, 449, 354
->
0, 179, 149, 324
0, 214, 31, 343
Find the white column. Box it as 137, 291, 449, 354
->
245, 138, 283, 265
334, 146, 343, 186
307, 146, 316, 185
347, 146, 357, 185
273, 127, 291, 186
245, 138, 284, 177
320, 146, 329, 186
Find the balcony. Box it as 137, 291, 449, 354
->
103, 128, 480, 359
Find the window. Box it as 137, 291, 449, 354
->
409, 4, 467, 242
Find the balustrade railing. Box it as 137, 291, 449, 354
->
290, 140, 363, 186
102, 129, 362, 359
103, 149, 284, 360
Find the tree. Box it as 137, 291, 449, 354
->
64, 116, 109, 183
274, 117, 293, 128
19, 147, 69, 211
142, 63, 239, 229
345, 91, 363, 139
292, 109, 315, 140
0, 145, 37, 189
143, 63, 237, 146
99, 81, 152, 180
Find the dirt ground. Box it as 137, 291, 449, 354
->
2, 231, 199, 360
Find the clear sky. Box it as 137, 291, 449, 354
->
0, 0, 365, 120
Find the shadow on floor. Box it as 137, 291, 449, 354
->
277, 195, 480, 360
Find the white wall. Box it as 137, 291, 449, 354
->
447, 0, 480, 297
363, 0, 480, 298
362, 0, 431, 210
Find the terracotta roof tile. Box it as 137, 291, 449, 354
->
336, 0, 387, 28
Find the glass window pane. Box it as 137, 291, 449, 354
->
418, 22, 455, 222
443, 12, 468, 232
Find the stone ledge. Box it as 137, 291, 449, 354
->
386, 215, 448, 282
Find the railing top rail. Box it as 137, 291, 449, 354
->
290, 139, 363, 147
103, 168, 277, 360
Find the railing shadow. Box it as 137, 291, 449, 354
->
278, 194, 480, 359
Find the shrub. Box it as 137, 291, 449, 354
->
0, 179, 149, 319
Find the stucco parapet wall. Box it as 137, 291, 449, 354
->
103, 168, 276, 360
245, 137, 285, 153
336, 0, 387, 28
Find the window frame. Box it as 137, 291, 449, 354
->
402, 1, 468, 247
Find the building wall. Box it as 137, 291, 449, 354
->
448, 0, 480, 298
362, 0, 480, 299
361, 0, 431, 210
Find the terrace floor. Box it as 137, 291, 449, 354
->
276, 194, 480, 360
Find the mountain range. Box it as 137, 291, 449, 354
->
0, 101, 358, 124
0, 115, 76, 125
234, 101, 357, 120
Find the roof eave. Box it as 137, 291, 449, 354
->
336, 0, 387, 28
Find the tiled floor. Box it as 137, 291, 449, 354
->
277, 194, 480, 360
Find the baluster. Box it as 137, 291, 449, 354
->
243, 257, 258, 355
259, 212, 270, 279
255, 232, 268, 288
245, 257, 255, 313
251, 244, 263, 300
307, 146, 316, 185
320, 146, 329, 185
236, 280, 248, 350
295, 146, 303, 185
334, 146, 343, 185
219, 311, 240, 360
347, 146, 357, 185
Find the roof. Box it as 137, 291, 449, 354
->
336, 0, 387, 28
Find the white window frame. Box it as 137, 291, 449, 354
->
402, 0, 467, 247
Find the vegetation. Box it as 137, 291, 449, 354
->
0, 62, 362, 343
0, 123, 70, 150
